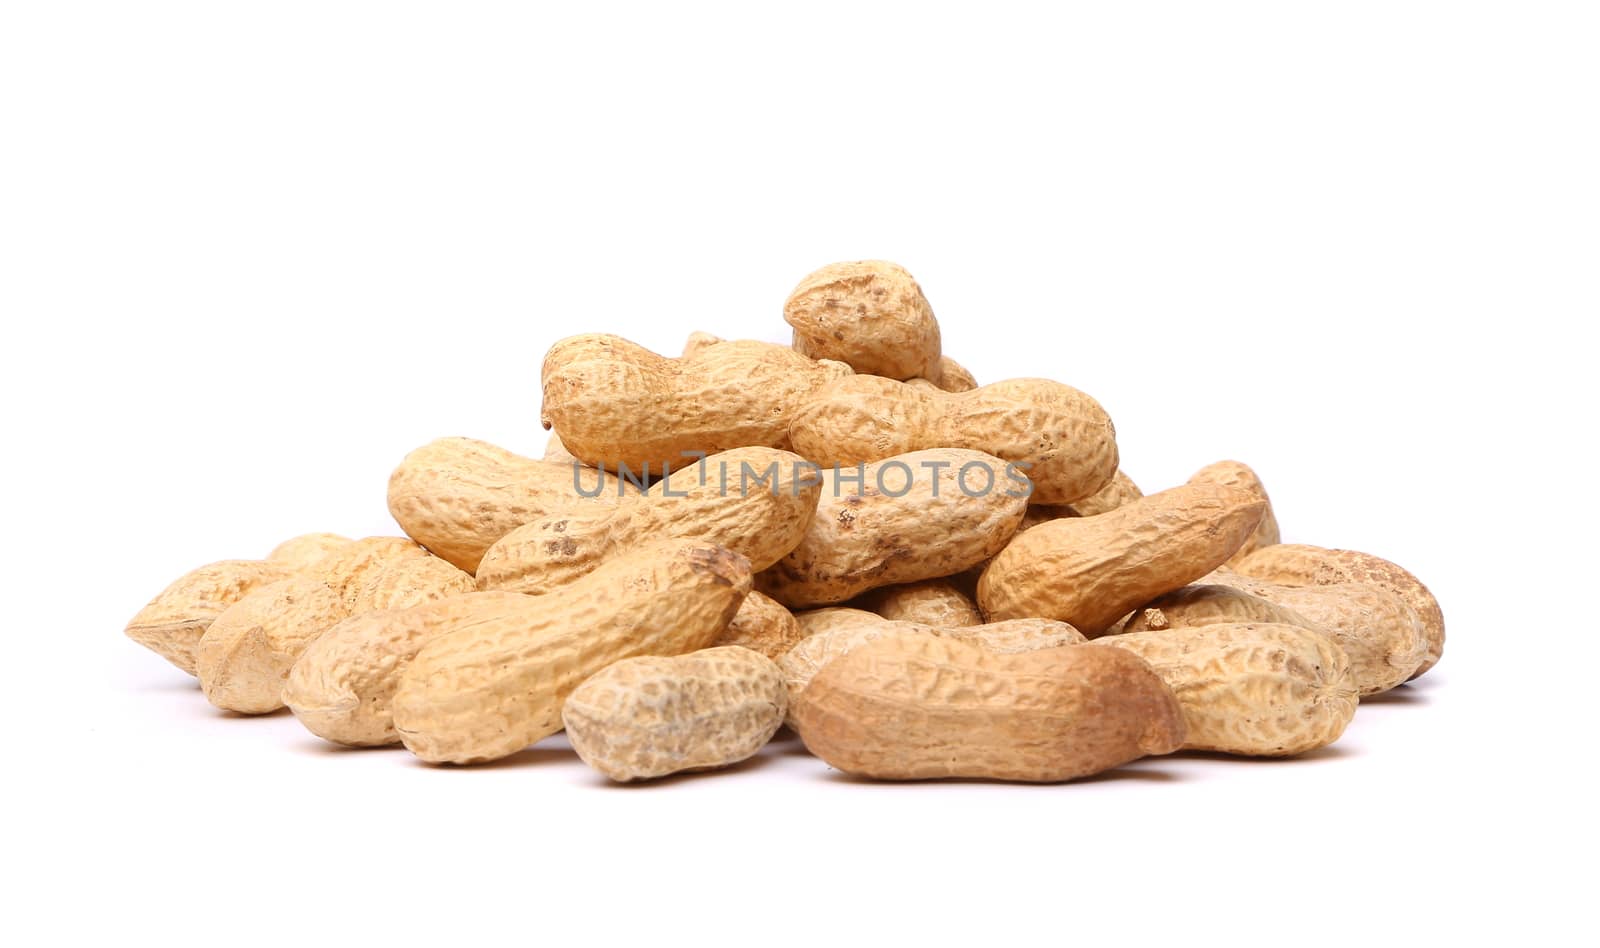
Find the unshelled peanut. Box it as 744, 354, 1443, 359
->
783, 260, 942, 383
714, 591, 805, 661
856, 579, 982, 628
1188, 461, 1280, 565
563, 646, 786, 782
125, 559, 298, 675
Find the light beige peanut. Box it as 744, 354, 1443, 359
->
1090, 622, 1357, 757
714, 591, 804, 661
793, 635, 1186, 782
541, 334, 851, 474
1163, 570, 1427, 695
1188, 461, 1280, 565
284, 591, 530, 746
931, 356, 977, 393
387, 436, 630, 573
794, 607, 883, 637
978, 483, 1267, 635
777, 615, 1085, 724
125, 559, 298, 675
783, 260, 942, 382
393, 541, 752, 764
475, 447, 820, 596
681, 330, 725, 359
757, 448, 1030, 608
266, 533, 353, 570
197, 538, 475, 714
563, 646, 786, 782
542, 431, 577, 463
856, 579, 982, 628
787, 375, 1117, 505
1066, 469, 1143, 517
1124, 584, 1317, 631
1235, 544, 1445, 679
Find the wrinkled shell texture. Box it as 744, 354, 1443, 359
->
125, 559, 298, 675
1125, 584, 1318, 633
541, 334, 850, 473
776, 616, 1084, 724
1065, 470, 1144, 517
392, 542, 752, 764
563, 646, 786, 782
387, 436, 626, 573
284, 591, 530, 746
978, 484, 1266, 635
933, 356, 977, 393
783, 260, 941, 382
1236, 544, 1445, 679
793, 636, 1186, 782
1188, 461, 1281, 565
1092, 622, 1357, 757
476, 447, 820, 596
793, 607, 883, 637
714, 591, 804, 660
858, 579, 982, 628
266, 533, 353, 570
197, 538, 475, 714
758, 449, 1029, 608
1196, 570, 1426, 695
788, 375, 1118, 506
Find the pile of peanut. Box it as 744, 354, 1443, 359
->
127, 261, 1443, 782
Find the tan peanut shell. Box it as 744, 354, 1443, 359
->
681, 330, 725, 359
783, 260, 942, 382
542, 431, 577, 463
267, 533, 353, 570
856, 579, 982, 628
787, 375, 1117, 505
1188, 461, 1280, 565
393, 541, 752, 764
1123, 584, 1317, 631
387, 436, 628, 573
757, 449, 1030, 608
1090, 622, 1357, 757
1235, 544, 1445, 679
793, 635, 1186, 782
125, 559, 298, 675
777, 615, 1085, 723
197, 538, 475, 714
284, 591, 530, 746
978, 483, 1267, 635
794, 607, 883, 637
475, 447, 820, 596
1066, 469, 1143, 517
932, 356, 977, 393
541, 334, 850, 474
1176, 571, 1426, 695
714, 591, 804, 661
562, 646, 786, 782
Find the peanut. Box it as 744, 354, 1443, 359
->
197, 538, 475, 714
977, 483, 1266, 635
930, 356, 977, 393
778, 614, 1085, 723
757, 448, 1030, 608
1065, 469, 1143, 517
125, 559, 298, 675
563, 646, 786, 782
714, 591, 804, 661
541, 334, 850, 474
792, 635, 1186, 782
783, 260, 941, 382
787, 375, 1117, 505
266, 533, 353, 570
794, 607, 883, 637
855, 579, 982, 628
1150, 570, 1426, 695
284, 591, 529, 746
1234, 544, 1444, 679
1090, 622, 1357, 756
475, 447, 820, 596
392, 540, 752, 764
1188, 461, 1280, 565
387, 436, 629, 573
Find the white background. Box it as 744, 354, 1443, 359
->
3, 2, 1596, 945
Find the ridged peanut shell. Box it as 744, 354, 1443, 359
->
540, 334, 850, 473
793, 636, 1186, 782
856, 579, 982, 628
284, 591, 530, 746
1066, 469, 1143, 517
1188, 461, 1280, 565
714, 591, 805, 661
794, 607, 883, 637
783, 260, 941, 382
125, 559, 298, 675
563, 646, 786, 782
267, 533, 353, 570
1090, 622, 1357, 757
476, 447, 819, 596
787, 375, 1117, 505
1234, 544, 1445, 679
758, 449, 1030, 608
978, 484, 1267, 635
393, 541, 752, 764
